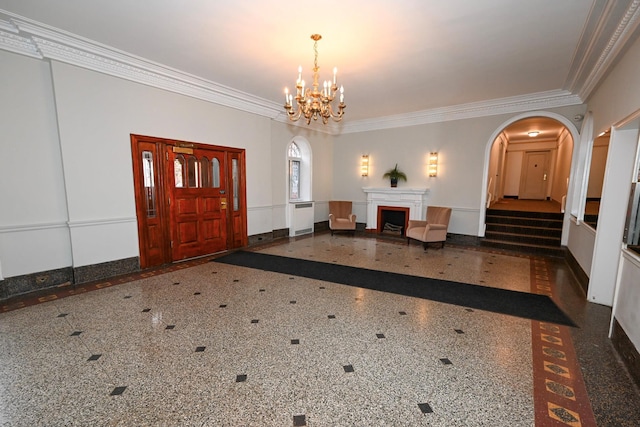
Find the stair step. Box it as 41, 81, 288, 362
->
480, 239, 565, 257
485, 215, 563, 229
486, 223, 562, 238
486, 208, 563, 220
484, 230, 561, 246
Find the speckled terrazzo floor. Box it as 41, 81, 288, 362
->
1, 234, 639, 426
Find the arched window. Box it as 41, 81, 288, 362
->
288, 142, 302, 200
286, 138, 312, 202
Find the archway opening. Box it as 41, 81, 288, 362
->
482, 115, 576, 254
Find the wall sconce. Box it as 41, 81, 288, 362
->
428, 152, 438, 177
361, 154, 369, 177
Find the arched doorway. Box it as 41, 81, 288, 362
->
479, 112, 580, 252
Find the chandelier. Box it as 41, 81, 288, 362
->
284, 34, 345, 124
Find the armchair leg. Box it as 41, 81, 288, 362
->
423, 242, 428, 251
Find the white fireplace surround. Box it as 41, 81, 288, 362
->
363, 187, 429, 230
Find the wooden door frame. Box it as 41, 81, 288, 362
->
131, 134, 247, 269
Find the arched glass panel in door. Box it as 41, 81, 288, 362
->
174, 154, 186, 188
187, 155, 199, 187
200, 157, 211, 188
212, 158, 221, 188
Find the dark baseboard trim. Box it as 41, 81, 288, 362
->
612, 317, 640, 389
447, 233, 482, 247
73, 257, 140, 284
564, 249, 589, 296
1, 256, 140, 301
0, 266, 74, 301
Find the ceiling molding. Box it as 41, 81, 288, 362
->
338, 91, 583, 134
565, 0, 640, 101
1, 7, 637, 135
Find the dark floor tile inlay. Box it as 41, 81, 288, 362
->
219, 304, 227, 308
291, 339, 300, 345
194, 292, 201, 295
328, 315, 336, 319
290, 300, 296, 304
195, 346, 206, 352
57, 313, 68, 318
87, 354, 102, 361
236, 374, 247, 382
142, 308, 151, 312
165, 325, 175, 330
110, 386, 127, 396
259, 289, 265, 292
440, 358, 453, 365
466, 308, 474, 312
319, 286, 325, 289
70, 331, 82, 336
418, 403, 433, 414
251, 319, 259, 323
124, 295, 132, 299
376, 333, 386, 339
455, 329, 465, 334
343, 364, 355, 373
173, 282, 180, 285
399, 311, 407, 315
293, 414, 307, 426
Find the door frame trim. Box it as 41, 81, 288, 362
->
131, 134, 247, 269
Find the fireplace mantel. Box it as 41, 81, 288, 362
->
362, 187, 429, 230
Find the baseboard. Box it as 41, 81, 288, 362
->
564, 249, 589, 296
0, 256, 140, 301
0, 266, 74, 300
612, 318, 640, 389
73, 257, 140, 284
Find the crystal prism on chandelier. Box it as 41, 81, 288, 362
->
284, 34, 345, 124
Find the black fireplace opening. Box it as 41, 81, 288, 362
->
380, 209, 407, 236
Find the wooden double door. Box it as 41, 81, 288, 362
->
131, 135, 247, 269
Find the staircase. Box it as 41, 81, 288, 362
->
482, 208, 565, 256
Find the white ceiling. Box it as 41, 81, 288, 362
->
1, 0, 639, 135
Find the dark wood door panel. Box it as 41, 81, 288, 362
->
132, 135, 246, 267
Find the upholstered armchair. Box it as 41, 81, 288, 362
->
328, 201, 357, 235
406, 206, 452, 249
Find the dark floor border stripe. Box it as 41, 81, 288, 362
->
213, 251, 576, 326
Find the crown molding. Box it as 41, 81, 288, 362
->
565, 0, 640, 101
1, 8, 636, 136
339, 90, 583, 134
1, 11, 283, 120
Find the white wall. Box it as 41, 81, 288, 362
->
0, 51, 72, 277
333, 108, 585, 237
579, 35, 640, 353
49, 61, 277, 267
551, 129, 573, 204
586, 136, 610, 199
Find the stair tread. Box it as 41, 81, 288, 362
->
485, 230, 561, 239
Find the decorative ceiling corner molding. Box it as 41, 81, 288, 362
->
579, 0, 640, 100
2, 13, 283, 120
565, 0, 640, 101
0, 18, 41, 58
340, 90, 584, 134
